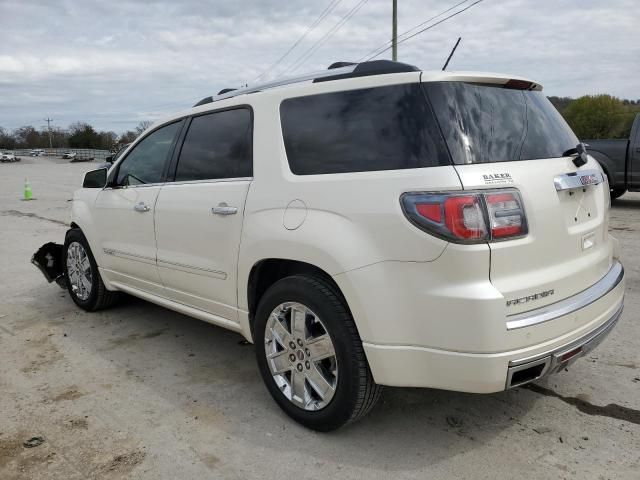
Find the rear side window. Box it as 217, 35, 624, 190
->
175, 108, 252, 181
280, 84, 450, 175
424, 82, 579, 164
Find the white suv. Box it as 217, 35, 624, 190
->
34, 60, 625, 431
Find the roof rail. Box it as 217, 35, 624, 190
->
193, 60, 419, 107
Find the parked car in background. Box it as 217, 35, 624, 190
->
30, 149, 45, 156
0, 151, 19, 162
587, 113, 640, 199
63, 151, 77, 160
33, 60, 625, 431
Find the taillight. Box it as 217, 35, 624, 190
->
401, 189, 527, 243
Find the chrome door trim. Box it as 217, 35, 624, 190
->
156, 258, 227, 280
103, 248, 156, 265
554, 169, 604, 191
506, 261, 624, 330
162, 177, 253, 187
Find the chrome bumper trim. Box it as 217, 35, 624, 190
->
506, 261, 624, 330
506, 300, 623, 389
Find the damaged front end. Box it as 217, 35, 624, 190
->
31, 242, 66, 288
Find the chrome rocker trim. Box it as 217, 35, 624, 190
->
506, 261, 624, 331
506, 300, 623, 389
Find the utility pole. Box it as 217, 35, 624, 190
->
392, 0, 398, 61
44, 117, 53, 149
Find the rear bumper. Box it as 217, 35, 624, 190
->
361, 261, 624, 393
506, 301, 622, 388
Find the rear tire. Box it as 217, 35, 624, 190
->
254, 274, 381, 431
63, 228, 119, 311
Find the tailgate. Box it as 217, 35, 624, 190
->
423, 79, 615, 317
454, 158, 613, 315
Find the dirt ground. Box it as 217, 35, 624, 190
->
1, 157, 639, 479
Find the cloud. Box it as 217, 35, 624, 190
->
0, 0, 637, 132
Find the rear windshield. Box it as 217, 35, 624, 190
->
424, 82, 579, 164
280, 84, 450, 175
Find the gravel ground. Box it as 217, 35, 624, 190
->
1, 158, 638, 479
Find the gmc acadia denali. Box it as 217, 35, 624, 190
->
33, 60, 625, 431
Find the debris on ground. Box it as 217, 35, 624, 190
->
446, 416, 463, 428
533, 426, 552, 434
23, 436, 45, 448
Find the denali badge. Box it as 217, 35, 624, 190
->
483, 173, 514, 185
506, 289, 554, 307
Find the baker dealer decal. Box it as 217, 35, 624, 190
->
482, 173, 514, 185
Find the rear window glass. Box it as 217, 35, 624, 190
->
280, 84, 450, 175
424, 82, 579, 164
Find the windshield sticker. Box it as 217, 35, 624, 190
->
483, 173, 514, 185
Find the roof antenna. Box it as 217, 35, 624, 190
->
442, 37, 462, 71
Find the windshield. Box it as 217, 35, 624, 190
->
423, 82, 579, 164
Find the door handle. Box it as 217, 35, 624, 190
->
134, 202, 150, 212
212, 202, 238, 216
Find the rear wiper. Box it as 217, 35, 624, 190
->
563, 142, 589, 167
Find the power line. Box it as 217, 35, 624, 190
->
280, 0, 370, 76
364, 0, 484, 62
357, 0, 471, 62
255, 0, 343, 82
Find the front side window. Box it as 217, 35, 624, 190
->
174, 108, 252, 182
280, 84, 451, 175
116, 121, 181, 186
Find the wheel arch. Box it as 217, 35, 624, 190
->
246, 258, 351, 337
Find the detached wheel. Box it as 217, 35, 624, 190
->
63, 229, 118, 311
254, 275, 381, 431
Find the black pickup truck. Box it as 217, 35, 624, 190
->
587, 113, 640, 199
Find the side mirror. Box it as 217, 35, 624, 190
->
83, 168, 108, 188
105, 155, 114, 163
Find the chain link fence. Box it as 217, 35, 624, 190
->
10, 148, 111, 161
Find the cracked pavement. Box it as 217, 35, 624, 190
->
1, 157, 639, 479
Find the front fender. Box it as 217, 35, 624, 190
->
70, 188, 101, 263
589, 151, 625, 189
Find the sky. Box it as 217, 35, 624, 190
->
0, 0, 638, 134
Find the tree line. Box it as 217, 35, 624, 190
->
1, 95, 639, 150
0, 120, 153, 150
548, 95, 640, 139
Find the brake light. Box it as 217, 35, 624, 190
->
444, 195, 486, 240
504, 79, 535, 90
401, 189, 527, 243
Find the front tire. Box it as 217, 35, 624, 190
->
254, 275, 381, 431
610, 187, 626, 200
63, 229, 119, 311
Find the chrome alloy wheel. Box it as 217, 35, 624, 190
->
66, 241, 92, 301
264, 302, 338, 411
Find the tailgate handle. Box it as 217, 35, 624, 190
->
554, 169, 603, 191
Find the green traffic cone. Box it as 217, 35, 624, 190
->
24, 178, 32, 200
